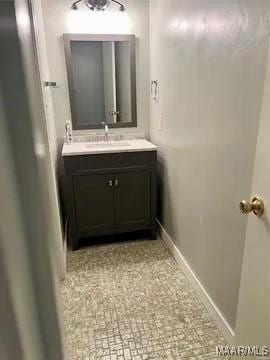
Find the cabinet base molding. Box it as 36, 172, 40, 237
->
72, 230, 156, 249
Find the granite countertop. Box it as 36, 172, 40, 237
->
62, 139, 157, 156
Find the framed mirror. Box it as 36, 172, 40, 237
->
63, 34, 137, 129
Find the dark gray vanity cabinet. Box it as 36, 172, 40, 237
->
114, 170, 150, 233
73, 174, 115, 238
63, 151, 157, 250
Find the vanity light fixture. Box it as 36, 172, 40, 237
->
71, 0, 125, 12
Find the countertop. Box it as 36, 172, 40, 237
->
62, 139, 157, 156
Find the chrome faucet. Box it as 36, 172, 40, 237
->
102, 122, 109, 142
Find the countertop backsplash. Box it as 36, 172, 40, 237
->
65, 132, 145, 144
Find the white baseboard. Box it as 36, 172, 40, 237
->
157, 220, 235, 345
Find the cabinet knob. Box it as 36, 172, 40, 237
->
108, 180, 113, 187
115, 179, 119, 187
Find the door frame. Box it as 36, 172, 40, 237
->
30, 0, 65, 281
0, 0, 65, 358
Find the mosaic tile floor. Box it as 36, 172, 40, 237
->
62, 239, 228, 360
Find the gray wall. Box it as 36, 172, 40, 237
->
150, 0, 270, 330
71, 41, 106, 125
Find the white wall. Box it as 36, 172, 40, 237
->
40, 0, 150, 153
150, 0, 270, 330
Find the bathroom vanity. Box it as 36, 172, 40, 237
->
62, 33, 156, 249
62, 139, 157, 250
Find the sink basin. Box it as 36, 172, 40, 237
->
86, 142, 130, 149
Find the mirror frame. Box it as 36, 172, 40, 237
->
63, 33, 137, 130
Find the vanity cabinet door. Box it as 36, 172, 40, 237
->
73, 174, 115, 237
114, 170, 150, 232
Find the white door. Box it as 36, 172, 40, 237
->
235, 45, 270, 349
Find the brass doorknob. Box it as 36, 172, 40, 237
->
239, 196, 264, 217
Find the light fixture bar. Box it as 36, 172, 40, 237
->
111, 0, 125, 11
71, 0, 82, 10
71, 0, 125, 11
